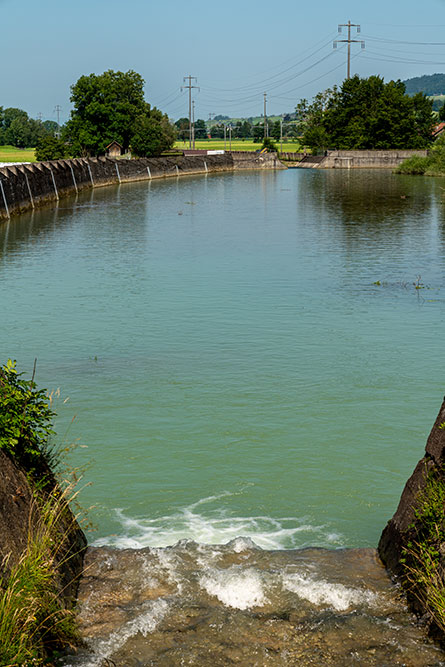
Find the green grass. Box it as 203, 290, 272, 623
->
0, 483, 81, 665
401, 465, 445, 634
174, 139, 303, 153
0, 146, 36, 163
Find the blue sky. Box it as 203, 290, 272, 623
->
2, 0, 445, 123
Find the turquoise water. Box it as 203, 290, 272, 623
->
1, 169, 444, 549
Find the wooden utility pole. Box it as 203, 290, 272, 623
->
182, 75, 199, 148
333, 21, 365, 79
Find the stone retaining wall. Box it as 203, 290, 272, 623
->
0, 152, 283, 221
322, 149, 428, 169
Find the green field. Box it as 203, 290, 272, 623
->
174, 139, 302, 152
0, 145, 36, 162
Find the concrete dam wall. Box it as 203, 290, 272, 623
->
0, 152, 284, 221
322, 149, 428, 169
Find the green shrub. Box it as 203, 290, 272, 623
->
0, 360, 56, 476
260, 137, 278, 153
396, 155, 430, 175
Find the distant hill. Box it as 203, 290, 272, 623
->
403, 73, 445, 96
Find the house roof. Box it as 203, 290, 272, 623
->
105, 141, 123, 150
432, 122, 445, 137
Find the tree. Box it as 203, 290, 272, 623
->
35, 136, 71, 161
298, 76, 434, 151
64, 69, 174, 157
270, 121, 281, 141
131, 109, 176, 157
42, 120, 59, 135
252, 123, 263, 142
175, 117, 190, 142
194, 119, 207, 139
209, 123, 224, 139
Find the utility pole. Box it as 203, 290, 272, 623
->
192, 100, 194, 149
263, 92, 267, 139
224, 123, 227, 151
182, 75, 199, 149
333, 21, 365, 79
228, 124, 232, 151
280, 118, 283, 154
36, 112, 43, 123
54, 105, 62, 138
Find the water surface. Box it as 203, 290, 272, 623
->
1, 168, 444, 549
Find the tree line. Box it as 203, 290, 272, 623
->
0, 108, 58, 149
297, 75, 435, 152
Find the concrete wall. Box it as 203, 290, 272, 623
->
322, 149, 428, 169
0, 153, 283, 222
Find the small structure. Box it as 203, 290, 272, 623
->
432, 122, 445, 140
105, 141, 123, 158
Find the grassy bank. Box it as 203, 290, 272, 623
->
174, 139, 302, 152
396, 138, 445, 176
0, 146, 36, 163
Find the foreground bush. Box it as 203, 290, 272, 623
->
396, 135, 445, 176
396, 155, 430, 175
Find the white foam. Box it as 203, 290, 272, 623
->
77, 598, 169, 666
282, 573, 378, 611
92, 492, 343, 550
200, 567, 266, 610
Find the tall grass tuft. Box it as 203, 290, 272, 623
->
0, 481, 83, 666
401, 465, 445, 635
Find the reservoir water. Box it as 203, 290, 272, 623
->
2, 168, 445, 663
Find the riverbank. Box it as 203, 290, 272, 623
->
0, 360, 87, 664
0, 153, 284, 222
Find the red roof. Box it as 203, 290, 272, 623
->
432, 122, 445, 137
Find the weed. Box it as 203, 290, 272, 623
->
401, 464, 445, 632
0, 482, 83, 665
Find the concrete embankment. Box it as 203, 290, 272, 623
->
0, 152, 284, 221
296, 149, 429, 169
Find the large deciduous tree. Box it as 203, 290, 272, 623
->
131, 108, 176, 157
298, 76, 434, 151
64, 69, 176, 157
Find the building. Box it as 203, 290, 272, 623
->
105, 141, 123, 158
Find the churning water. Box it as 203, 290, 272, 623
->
2, 168, 445, 662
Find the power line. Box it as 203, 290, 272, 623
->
365, 34, 445, 46
202, 35, 337, 94
201, 31, 338, 90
